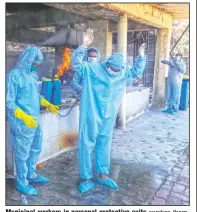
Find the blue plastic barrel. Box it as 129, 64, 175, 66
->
40, 80, 53, 103
51, 80, 61, 106
179, 79, 189, 110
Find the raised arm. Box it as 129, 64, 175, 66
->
71, 45, 87, 72
126, 56, 147, 80
125, 43, 147, 81
161, 60, 171, 65
71, 45, 86, 93
71, 29, 94, 72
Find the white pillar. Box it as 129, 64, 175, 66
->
116, 14, 128, 129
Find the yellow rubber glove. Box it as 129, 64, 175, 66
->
40, 98, 59, 115
14, 108, 37, 128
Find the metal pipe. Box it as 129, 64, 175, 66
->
170, 24, 189, 59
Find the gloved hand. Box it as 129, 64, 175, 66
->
47, 105, 59, 115
83, 29, 94, 48
14, 108, 37, 128
169, 61, 175, 67
40, 98, 59, 115
138, 43, 146, 57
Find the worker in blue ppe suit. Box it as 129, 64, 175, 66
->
72, 46, 100, 66
71, 29, 147, 193
161, 53, 185, 115
72, 47, 100, 93
6, 46, 59, 196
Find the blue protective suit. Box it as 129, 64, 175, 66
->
72, 47, 100, 93
162, 59, 185, 110
6, 46, 44, 187
71, 45, 146, 179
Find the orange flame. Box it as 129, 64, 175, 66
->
57, 47, 71, 77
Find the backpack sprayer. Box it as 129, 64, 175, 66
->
40, 68, 80, 118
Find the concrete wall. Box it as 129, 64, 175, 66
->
126, 87, 150, 121
6, 29, 54, 43
6, 7, 87, 31
38, 106, 79, 162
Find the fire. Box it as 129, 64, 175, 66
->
57, 47, 71, 77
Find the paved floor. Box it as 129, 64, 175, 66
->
151, 147, 189, 205
6, 109, 189, 205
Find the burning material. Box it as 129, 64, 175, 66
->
57, 47, 71, 77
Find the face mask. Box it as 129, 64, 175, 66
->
88, 57, 98, 62
30, 65, 37, 72
175, 56, 181, 61
106, 66, 119, 77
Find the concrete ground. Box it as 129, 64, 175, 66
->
6, 108, 189, 205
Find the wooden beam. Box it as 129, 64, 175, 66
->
98, 4, 173, 29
